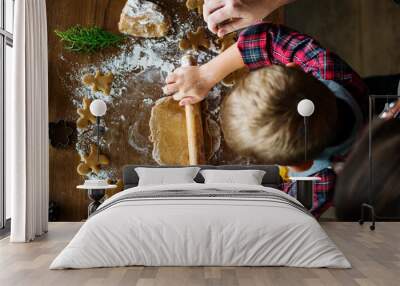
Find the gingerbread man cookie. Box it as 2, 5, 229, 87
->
77, 144, 110, 175
82, 70, 114, 95
179, 27, 210, 51
77, 97, 96, 130
217, 33, 236, 52
186, 0, 203, 15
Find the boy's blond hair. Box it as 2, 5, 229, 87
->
221, 65, 337, 165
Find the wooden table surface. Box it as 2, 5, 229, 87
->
1, 222, 400, 286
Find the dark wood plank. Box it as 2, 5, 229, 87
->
285, 0, 363, 73
285, 0, 400, 77
359, 0, 400, 76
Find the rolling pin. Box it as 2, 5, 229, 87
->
181, 54, 203, 165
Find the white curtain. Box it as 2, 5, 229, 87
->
7, 0, 49, 242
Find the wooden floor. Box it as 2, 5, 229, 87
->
0, 222, 399, 286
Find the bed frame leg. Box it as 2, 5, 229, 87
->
359, 203, 376, 231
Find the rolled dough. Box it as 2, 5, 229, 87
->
118, 0, 171, 38
149, 96, 205, 165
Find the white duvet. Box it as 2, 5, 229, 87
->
50, 183, 350, 269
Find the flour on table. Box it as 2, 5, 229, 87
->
69, 39, 177, 104
128, 113, 151, 155
143, 98, 154, 105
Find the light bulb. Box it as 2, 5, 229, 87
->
90, 99, 107, 117
297, 99, 315, 117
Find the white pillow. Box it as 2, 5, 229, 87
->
200, 169, 266, 185
135, 167, 200, 186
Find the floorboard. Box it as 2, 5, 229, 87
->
0, 222, 399, 286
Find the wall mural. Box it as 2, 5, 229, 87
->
48, 0, 282, 220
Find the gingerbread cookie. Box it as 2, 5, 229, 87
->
77, 144, 110, 175
222, 67, 249, 87
77, 97, 96, 130
82, 70, 114, 95
217, 33, 236, 52
179, 27, 210, 51
118, 0, 171, 38
186, 0, 203, 15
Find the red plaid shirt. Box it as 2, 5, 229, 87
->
237, 22, 368, 118
282, 168, 336, 218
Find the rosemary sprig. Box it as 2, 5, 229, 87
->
55, 26, 125, 53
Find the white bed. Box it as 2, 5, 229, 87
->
50, 183, 350, 269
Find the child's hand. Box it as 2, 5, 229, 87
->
163, 44, 245, 105
163, 66, 216, 106
204, 0, 293, 37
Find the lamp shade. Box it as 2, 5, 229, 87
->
297, 99, 315, 117
90, 99, 107, 117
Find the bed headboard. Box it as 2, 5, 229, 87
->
122, 165, 282, 190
